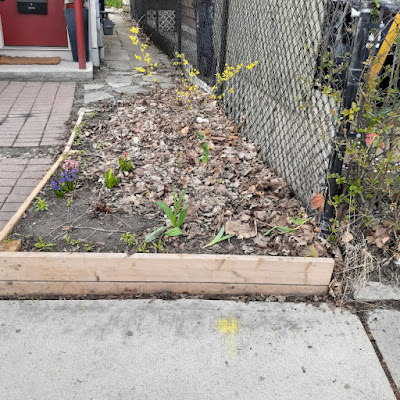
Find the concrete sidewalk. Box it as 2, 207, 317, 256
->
0, 300, 396, 400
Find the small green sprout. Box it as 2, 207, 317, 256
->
84, 242, 93, 252
196, 131, 210, 163
137, 243, 150, 253
34, 237, 54, 252
203, 226, 233, 248
264, 216, 309, 236
153, 239, 165, 253
35, 197, 49, 212
119, 152, 132, 172
199, 142, 210, 163
104, 169, 120, 189
120, 232, 138, 247
65, 236, 81, 246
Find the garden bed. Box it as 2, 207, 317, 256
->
1, 82, 335, 296
13, 89, 330, 256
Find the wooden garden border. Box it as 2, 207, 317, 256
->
0, 110, 334, 297
0, 252, 334, 296
0, 110, 85, 244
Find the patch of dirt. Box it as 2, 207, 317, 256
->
13, 81, 331, 257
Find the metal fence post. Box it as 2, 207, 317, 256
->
218, 0, 229, 92
176, 0, 182, 54
322, 0, 374, 235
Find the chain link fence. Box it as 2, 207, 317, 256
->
130, 0, 178, 57
130, 0, 400, 217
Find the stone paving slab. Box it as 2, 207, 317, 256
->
114, 85, 149, 95
368, 310, 400, 390
0, 157, 53, 230
0, 81, 75, 147
84, 83, 106, 91
355, 282, 400, 301
0, 300, 395, 400
84, 91, 114, 104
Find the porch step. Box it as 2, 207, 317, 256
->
0, 60, 93, 81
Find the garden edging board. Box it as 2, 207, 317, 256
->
0, 252, 334, 296
0, 111, 334, 298
0, 110, 85, 244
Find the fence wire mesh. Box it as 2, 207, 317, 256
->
130, 0, 400, 214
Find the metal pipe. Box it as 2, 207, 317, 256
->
321, 0, 373, 236
176, 0, 182, 54
217, 0, 229, 91
74, 0, 87, 70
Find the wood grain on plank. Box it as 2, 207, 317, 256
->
0, 253, 334, 286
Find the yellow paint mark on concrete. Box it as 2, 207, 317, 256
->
217, 318, 239, 359
217, 318, 239, 334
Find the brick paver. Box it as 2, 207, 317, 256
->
0, 158, 53, 230
0, 81, 75, 147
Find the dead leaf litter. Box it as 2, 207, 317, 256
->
15, 83, 329, 256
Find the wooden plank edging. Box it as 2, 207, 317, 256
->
0, 110, 85, 243
0, 252, 334, 297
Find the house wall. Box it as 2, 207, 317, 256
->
0, 0, 101, 67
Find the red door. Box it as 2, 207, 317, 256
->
0, 0, 68, 47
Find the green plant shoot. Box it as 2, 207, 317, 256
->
155, 189, 188, 237
104, 169, 120, 189
199, 142, 210, 163
119, 152, 132, 172
203, 226, 233, 248
34, 197, 49, 212
264, 216, 308, 236
34, 237, 54, 252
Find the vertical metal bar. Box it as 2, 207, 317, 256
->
194, 0, 201, 70
177, 0, 182, 53
322, 1, 373, 235
74, 0, 86, 70
218, 0, 229, 93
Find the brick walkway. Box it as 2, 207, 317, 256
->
0, 81, 75, 147
0, 158, 53, 230
0, 80, 76, 233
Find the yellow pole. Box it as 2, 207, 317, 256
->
369, 13, 400, 88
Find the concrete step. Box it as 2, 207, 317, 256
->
0, 61, 93, 82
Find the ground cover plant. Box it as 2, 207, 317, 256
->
105, 0, 122, 8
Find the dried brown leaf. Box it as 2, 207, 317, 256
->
311, 193, 324, 212
341, 231, 354, 244
375, 226, 390, 249
329, 280, 341, 297
180, 126, 189, 136
225, 220, 257, 240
